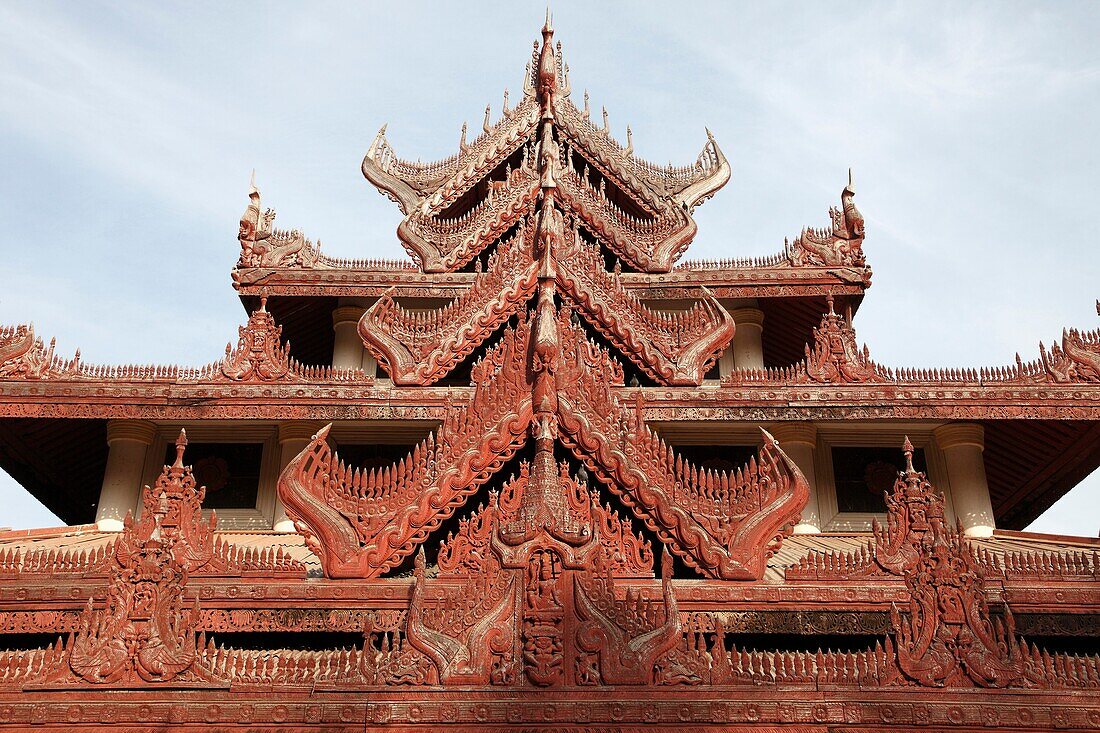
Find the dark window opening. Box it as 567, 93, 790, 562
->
165, 442, 262, 510
674, 445, 758, 474
205, 631, 363, 651
720, 633, 885, 654
334, 443, 417, 471
832, 445, 926, 514
0, 633, 62, 652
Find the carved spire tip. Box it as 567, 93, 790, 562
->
825, 292, 836, 315
902, 436, 915, 473
173, 429, 188, 468
845, 167, 855, 195
248, 169, 259, 200
543, 5, 553, 35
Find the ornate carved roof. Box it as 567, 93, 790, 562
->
361, 19, 729, 275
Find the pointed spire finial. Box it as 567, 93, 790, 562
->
902, 436, 915, 473
846, 167, 855, 194
825, 292, 836, 315
248, 170, 259, 202
173, 429, 188, 469
543, 5, 553, 35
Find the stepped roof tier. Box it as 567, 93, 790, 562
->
0, 14, 1098, 731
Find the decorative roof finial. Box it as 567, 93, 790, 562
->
483, 104, 492, 134
543, 5, 553, 35
846, 167, 855, 195
583, 90, 590, 119
825, 292, 836, 315
459, 121, 468, 152
625, 126, 633, 157
502, 88, 510, 114
173, 429, 188, 469
248, 169, 260, 203
536, 8, 558, 109
602, 106, 609, 132
902, 436, 915, 474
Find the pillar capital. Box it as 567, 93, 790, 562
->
768, 422, 817, 448
332, 305, 367, 328
277, 421, 328, 445
105, 419, 157, 446
729, 307, 765, 329
933, 423, 985, 452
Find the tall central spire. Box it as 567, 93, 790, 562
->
536, 9, 557, 112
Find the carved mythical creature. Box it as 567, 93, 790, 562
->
0, 324, 53, 379
1040, 327, 1100, 383
237, 175, 317, 269
787, 170, 866, 268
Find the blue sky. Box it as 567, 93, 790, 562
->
0, 1, 1097, 534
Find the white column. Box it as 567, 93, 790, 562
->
272, 421, 327, 533
934, 423, 995, 537
95, 420, 157, 531
769, 422, 821, 534
332, 304, 376, 376
730, 307, 765, 371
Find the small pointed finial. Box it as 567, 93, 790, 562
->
705, 126, 715, 141
825, 292, 836, 315
173, 429, 188, 468
902, 436, 915, 473
543, 5, 553, 34
248, 170, 259, 201
502, 88, 510, 113
625, 126, 633, 156
583, 90, 590, 118
258, 293, 269, 312
459, 121, 467, 150
846, 167, 855, 194
483, 104, 492, 133
602, 106, 609, 132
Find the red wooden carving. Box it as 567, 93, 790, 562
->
5, 16, 1100, 731
68, 431, 209, 684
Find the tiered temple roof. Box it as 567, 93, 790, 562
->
0, 15, 1098, 732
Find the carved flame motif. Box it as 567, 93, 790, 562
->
219, 296, 292, 382
889, 444, 1027, 688
68, 431, 210, 684
803, 294, 884, 384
